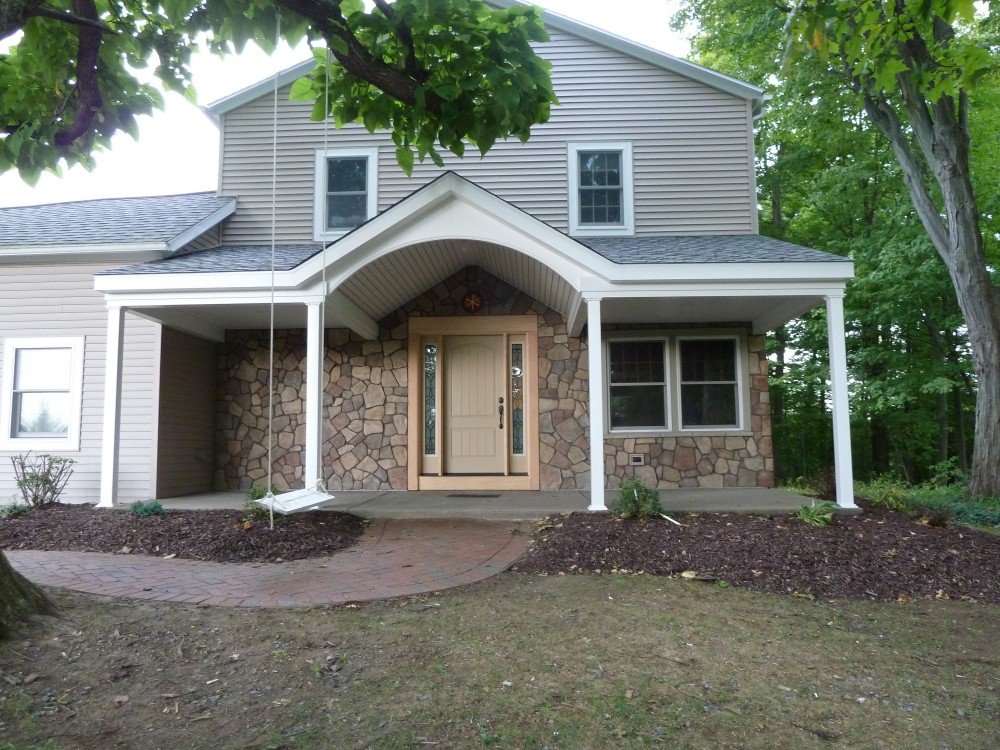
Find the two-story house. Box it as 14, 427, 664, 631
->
0, 4, 856, 510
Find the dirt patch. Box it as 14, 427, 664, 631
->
513, 505, 1000, 604
0, 504, 365, 563
1, 577, 998, 750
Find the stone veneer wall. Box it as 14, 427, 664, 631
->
215, 266, 771, 491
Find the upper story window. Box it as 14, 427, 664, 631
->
568, 142, 634, 236
1, 337, 84, 451
313, 148, 379, 240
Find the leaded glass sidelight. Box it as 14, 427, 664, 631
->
510, 343, 524, 454
424, 344, 437, 454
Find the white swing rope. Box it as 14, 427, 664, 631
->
265, 8, 282, 530
314, 50, 333, 495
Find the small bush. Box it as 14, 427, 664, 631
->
610, 477, 663, 521
856, 476, 907, 511
796, 501, 838, 527
0, 501, 29, 519
10, 453, 75, 507
244, 484, 279, 524
130, 500, 165, 517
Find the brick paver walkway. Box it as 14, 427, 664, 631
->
7, 518, 530, 608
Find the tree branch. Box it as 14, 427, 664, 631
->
27, 4, 112, 33
53, 0, 104, 147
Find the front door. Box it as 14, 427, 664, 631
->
407, 315, 539, 490
445, 335, 505, 474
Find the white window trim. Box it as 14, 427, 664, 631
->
313, 148, 379, 241
1, 337, 85, 452
605, 333, 747, 435
674, 335, 744, 432
568, 141, 634, 237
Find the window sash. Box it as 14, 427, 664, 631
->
1, 338, 82, 449
578, 150, 623, 226
678, 339, 738, 428
608, 341, 668, 429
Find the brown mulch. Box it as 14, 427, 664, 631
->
0, 503, 365, 563
3, 502, 1000, 604
512, 505, 1000, 604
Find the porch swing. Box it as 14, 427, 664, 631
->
256, 19, 335, 523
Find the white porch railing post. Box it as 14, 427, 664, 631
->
586, 296, 606, 511
305, 301, 324, 489
98, 305, 125, 508
826, 293, 857, 509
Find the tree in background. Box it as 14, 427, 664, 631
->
675, 0, 994, 493
0, 0, 556, 181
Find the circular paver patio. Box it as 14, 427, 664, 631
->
7, 518, 530, 608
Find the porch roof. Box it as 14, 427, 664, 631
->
98, 234, 848, 276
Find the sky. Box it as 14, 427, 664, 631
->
0, 1, 691, 208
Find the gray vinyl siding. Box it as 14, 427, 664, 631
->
0, 262, 159, 504
218, 29, 755, 244
155, 328, 217, 498
175, 226, 221, 255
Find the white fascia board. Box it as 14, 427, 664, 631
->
103, 290, 326, 309
580, 279, 849, 298
595, 260, 854, 286
95, 269, 302, 293
204, 60, 314, 121
488, 0, 765, 104
1, 242, 167, 264
165, 199, 237, 252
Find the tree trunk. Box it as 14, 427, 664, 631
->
0, 550, 54, 640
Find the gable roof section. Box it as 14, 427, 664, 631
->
0, 192, 236, 257
205, 3, 764, 120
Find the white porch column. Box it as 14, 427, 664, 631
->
305, 301, 324, 489
826, 293, 857, 509
585, 296, 606, 510
98, 305, 125, 508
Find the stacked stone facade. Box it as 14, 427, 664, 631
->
215, 266, 772, 492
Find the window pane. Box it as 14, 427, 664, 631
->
579, 152, 621, 187
609, 341, 664, 384
327, 158, 367, 192
681, 383, 737, 427
14, 392, 70, 435
424, 344, 437, 454
14, 348, 71, 390
680, 340, 736, 382
610, 385, 666, 428
326, 194, 368, 230
510, 343, 524, 455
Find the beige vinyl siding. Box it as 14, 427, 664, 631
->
155, 328, 217, 498
175, 226, 221, 255
0, 262, 159, 504
218, 29, 755, 244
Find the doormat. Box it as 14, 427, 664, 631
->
447, 493, 501, 498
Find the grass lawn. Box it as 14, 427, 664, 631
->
1, 573, 997, 749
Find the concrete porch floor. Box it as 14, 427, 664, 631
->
154, 488, 814, 521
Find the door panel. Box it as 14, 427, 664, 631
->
445, 335, 504, 474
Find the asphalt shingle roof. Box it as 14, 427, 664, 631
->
580, 235, 851, 264
99, 244, 324, 275
0, 192, 235, 248
101, 234, 848, 276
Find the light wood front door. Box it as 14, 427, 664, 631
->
444, 335, 505, 474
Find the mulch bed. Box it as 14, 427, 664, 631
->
0, 503, 365, 563
512, 505, 1000, 604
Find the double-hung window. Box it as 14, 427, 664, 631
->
607, 336, 742, 433
1, 338, 84, 450
568, 142, 634, 236
313, 148, 379, 240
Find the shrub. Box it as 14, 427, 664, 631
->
796, 501, 838, 527
610, 477, 663, 521
10, 453, 75, 507
244, 484, 279, 524
0, 501, 29, 519
856, 476, 907, 511
130, 500, 165, 517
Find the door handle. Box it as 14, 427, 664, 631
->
498, 396, 504, 429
